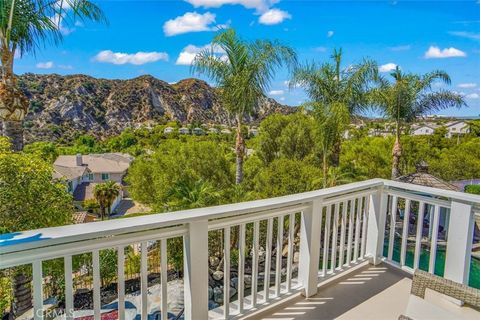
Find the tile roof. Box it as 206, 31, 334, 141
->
53, 153, 133, 180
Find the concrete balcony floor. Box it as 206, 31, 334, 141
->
249, 264, 412, 320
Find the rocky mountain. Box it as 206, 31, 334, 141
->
17, 73, 295, 143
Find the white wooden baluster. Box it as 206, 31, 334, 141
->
444, 202, 474, 284
387, 196, 398, 261
428, 205, 441, 274
92, 249, 101, 320
330, 204, 339, 272
322, 205, 332, 275
64, 255, 74, 320
275, 216, 284, 297
339, 201, 347, 268
264, 218, 273, 302
286, 213, 295, 291
33, 260, 43, 320
118, 246, 125, 320
238, 224, 246, 313
346, 200, 354, 266
353, 197, 362, 262
361, 196, 371, 259
184, 221, 209, 319
413, 202, 425, 270
299, 200, 322, 297
400, 199, 411, 267
141, 242, 148, 319
160, 240, 168, 320
224, 227, 231, 318
252, 220, 260, 307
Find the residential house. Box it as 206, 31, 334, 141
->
445, 121, 470, 138
411, 124, 436, 136
179, 127, 190, 135
163, 126, 174, 134
53, 153, 133, 213
208, 127, 219, 134
192, 127, 204, 135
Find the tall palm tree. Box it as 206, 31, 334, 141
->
94, 181, 120, 220
369, 67, 465, 178
0, 0, 105, 151
291, 49, 378, 168
192, 28, 297, 184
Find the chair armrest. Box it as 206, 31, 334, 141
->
411, 269, 480, 309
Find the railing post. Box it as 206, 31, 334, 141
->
183, 220, 209, 319
444, 201, 474, 285
365, 187, 388, 265
299, 199, 322, 297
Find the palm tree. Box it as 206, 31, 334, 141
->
94, 181, 120, 220
192, 28, 297, 184
0, 0, 105, 151
369, 67, 465, 178
166, 179, 220, 210
291, 49, 378, 172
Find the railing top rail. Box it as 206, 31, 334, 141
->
1, 178, 479, 256
383, 179, 480, 205
0, 179, 383, 254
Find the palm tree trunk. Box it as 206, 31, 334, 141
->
11, 273, 32, 317
2, 119, 23, 151
235, 114, 245, 185
391, 123, 402, 179
330, 139, 341, 167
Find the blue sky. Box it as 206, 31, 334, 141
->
15, 0, 480, 116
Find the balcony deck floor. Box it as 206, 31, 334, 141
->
249, 263, 412, 320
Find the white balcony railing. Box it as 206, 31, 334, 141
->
1, 178, 479, 319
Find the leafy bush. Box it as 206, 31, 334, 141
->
465, 184, 480, 195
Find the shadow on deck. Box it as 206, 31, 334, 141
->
250, 263, 412, 320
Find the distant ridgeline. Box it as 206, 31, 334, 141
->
17, 73, 295, 143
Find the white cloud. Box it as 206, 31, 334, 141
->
466, 93, 479, 99
269, 89, 284, 95
388, 45, 411, 51
313, 46, 327, 52
185, 0, 277, 12
279, 97, 285, 101
449, 31, 480, 41
458, 83, 477, 88
36, 61, 54, 69
163, 12, 217, 36
379, 63, 398, 73
327, 30, 334, 37
424, 46, 466, 58
258, 9, 291, 25
94, 50, 169, 65
176, 44, 225, 65
58, 64, 73, 70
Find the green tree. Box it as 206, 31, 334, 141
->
0, 138, 73, 233
291, 49, 378, 168
23, 141, 58, 162
126, 139, 233, 211
0, 0, 105, 150
193, 28, 297, 184
253, 158, 322, 198
93, 181, 120, 220
369, 67, 465, 178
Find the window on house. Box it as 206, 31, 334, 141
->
101, 173, 110, 181
88, 173, 94, 181
67, 181, 73, 193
